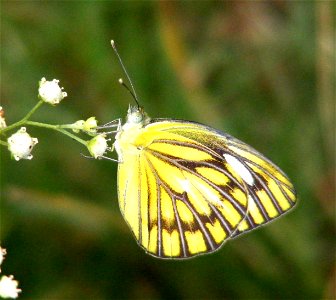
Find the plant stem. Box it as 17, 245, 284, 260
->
1, 120, 24, 133
0, 140, 7, 147
0, 100, 89, 149
25, 121, 87, 146
0, 100, 44, 134
23, 100, 44, 121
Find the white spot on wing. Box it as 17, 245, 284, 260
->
224, 154, 254, 186
180, 179, 190, 192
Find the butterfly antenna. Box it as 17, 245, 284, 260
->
111, 40, 140, 109
118, 78, 139, 108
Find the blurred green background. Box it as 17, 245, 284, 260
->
1, 2, 335, 299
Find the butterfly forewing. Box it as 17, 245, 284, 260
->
117, 119, 297, 259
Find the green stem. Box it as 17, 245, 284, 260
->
59, 124, 82, 130
0, 140, 8, 147
0, 100, 44, 134
25, 121, 88, 146
23, 100, 44, 121
1, 119, 24, 134
0, 100, 89, 149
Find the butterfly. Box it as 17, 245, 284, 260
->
108, 40, 297, 259
111, 105, 297, 259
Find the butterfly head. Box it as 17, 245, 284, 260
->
126, 105, 149, 126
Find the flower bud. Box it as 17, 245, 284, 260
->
71, 120, 85, 133
83, 117, 98, 133
38, 77, 67, 105
87, 134, 108, 159
72, 117, 98, 135
7, 127, 38, 161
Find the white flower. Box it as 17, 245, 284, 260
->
0, 107, 6, 129
87, 134, 108, 158
38, 77, 67, 105
7, 127, 38, 161
0, 275, 21, 299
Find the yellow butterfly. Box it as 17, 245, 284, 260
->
109, 41, 297, 259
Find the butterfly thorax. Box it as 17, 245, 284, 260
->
114, 106, 151, 161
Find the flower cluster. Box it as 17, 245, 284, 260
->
0, 76, 118, 297
0, 247, 21, 299
1, 77, 110, 161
